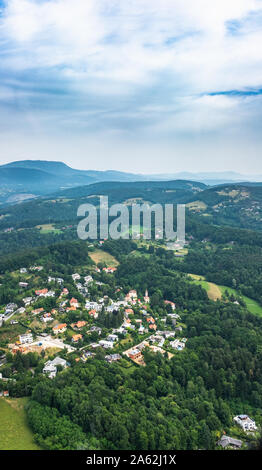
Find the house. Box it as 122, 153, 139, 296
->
43, 362, 57, 379
19, 333, 33, 344
90, 326, 102, 335
164, 300, 176, 310
71, 321, 87, 330
170, 339, 185, 351
105, 354, 121, 363
72, 334, 83, 343
125, 308, 134, 316
30, 266, 43, 271
85, 301, 102, 312
217, 436, 243, 449
128, 349, 142, 360
61, 288, 69, 295
89, 309, 98, 319
81, 351, 95, 362
20, 268, 27, 274
99, 340, 114, 349
35, 289, 48, 297
138, 325, 146, 334
233, 415, 257, 432
16, 307, 26, 314
5, 303, 18, 315
149, 324, 157, 331
3, 390, 9, 397
84, 275, 93, 285
107, 334, 118, 343
53, 323, 67, 335
32, 307, 44, 315
125, 290, 137, 302
23, 297, 33, 306
41, 313, 54, 323
106, 304, 119, 313
159, 331, 176, 339
43, 357, 67, 379
70, 298, 79, 308
103, 267, 117, 274
19, 282, 28, 288
66, 306, 77, 312
72, 273, 81, 281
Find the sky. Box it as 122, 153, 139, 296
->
0, 0, 262, 174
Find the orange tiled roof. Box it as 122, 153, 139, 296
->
53, 323, 67, 331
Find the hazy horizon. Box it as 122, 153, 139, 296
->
0, 1, 262, 173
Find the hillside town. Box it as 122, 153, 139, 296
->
0, 260, 186, 378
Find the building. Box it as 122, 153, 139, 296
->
84, 275, 93, 285
5, 303, 18, 315
72, 334, 83, 343
19, 333, 33, 344
105, 354, 121, 363
217, 436, 243, 449
128, 349, 142, 360
233, 415, 257, 432
71, 321, 87, 330
23, 297, 33, 306
53, 323, 67, 335
35, 289, 48, 296
164, 300, 176, 310
43, 357, 67, 379
170, 339, 185, 351
99, 340, 114, 349
70, 298, 79, 308
89, 309, 99, 319
19, 282, 29, 288
144, 289, 150, 303
107, 334, 118, 343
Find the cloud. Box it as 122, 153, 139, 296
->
0, 0, 262, 172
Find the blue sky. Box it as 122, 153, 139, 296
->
0, 0, 262, 174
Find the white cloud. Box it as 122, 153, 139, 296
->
0, 0, 262, 172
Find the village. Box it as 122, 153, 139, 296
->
0, 252, 259, 449
0, 258, 188, 382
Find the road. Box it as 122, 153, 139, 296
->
35, 336, 76, 353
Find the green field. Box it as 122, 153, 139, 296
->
219, 285, 262, 317
36, 223, 62, 234
89, 249, 119, 267
189, 274, 262, 317
0, 398, 41, 450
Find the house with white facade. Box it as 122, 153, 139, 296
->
233, 415, 257, 432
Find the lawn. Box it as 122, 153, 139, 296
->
0, 398, 41, 450
89, 249, 119, 267
188, 274, 221, 301
189, 274, 262, 316
35, 224, 62, 234
219, 285, 262, 317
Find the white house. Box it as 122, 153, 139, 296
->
99, 340, 114, 349
43, 357, 67, 379
170, 339, 185, 351
233, 415, 257, 432
19, 333, 33, 344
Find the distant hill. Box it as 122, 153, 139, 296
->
0, 179, 207, 232
0, 160, 147, 204
187, 183, 262, 231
